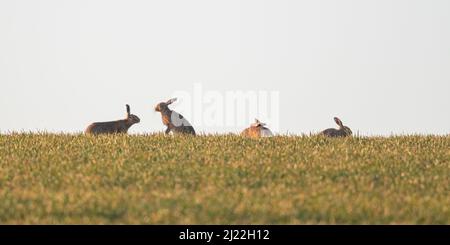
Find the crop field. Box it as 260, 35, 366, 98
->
0, 133, 448, 224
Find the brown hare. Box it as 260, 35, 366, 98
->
321, 117, 352, 137
241, 119, 273, 138
155, 98, 196, 135
85, 104, 140, 135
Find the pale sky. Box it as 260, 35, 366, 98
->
1, 0, 449, 135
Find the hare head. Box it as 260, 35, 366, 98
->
126, 104, 141, 124
334, 117, 352, 136
251, 119, 267, 127
241, 118, 273, 137
254, 119, 273, 137
155, 98, 177, 112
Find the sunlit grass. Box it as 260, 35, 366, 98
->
0, 133, 449, 224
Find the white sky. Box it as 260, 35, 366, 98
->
1, 0, 449, 135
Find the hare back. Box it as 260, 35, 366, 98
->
170, 111, 194, 127
161, 111, 193, 127
260, 127, 273, 137
321, 128, 347, 137
241, 127, 261, 138
170, 126, 196, 135
85, 120, 128, 135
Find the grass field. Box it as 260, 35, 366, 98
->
0, 133, 449, 224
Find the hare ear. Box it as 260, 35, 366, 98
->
126, 104, 131, 116
252, 118, 266, 127
257, 119, 267, 126
166, 98, 177, 105
334, 117, 343, 127
251, 119, 260, 127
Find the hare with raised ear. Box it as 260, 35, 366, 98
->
85, 104, 140, 135
320, 117, 352, 137
155, 98, 196, 135
241, 119, 273, 138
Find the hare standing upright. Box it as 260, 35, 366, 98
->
321, 117, 352, 137
155, 98, 196, 135
85, 104, 140, 135
241, 119, 273, 138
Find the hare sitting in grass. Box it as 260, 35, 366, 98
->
85, 104, 140, 135
155, 98, 196, 135
241, 119, 273, 138
321, 117, 352, 137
